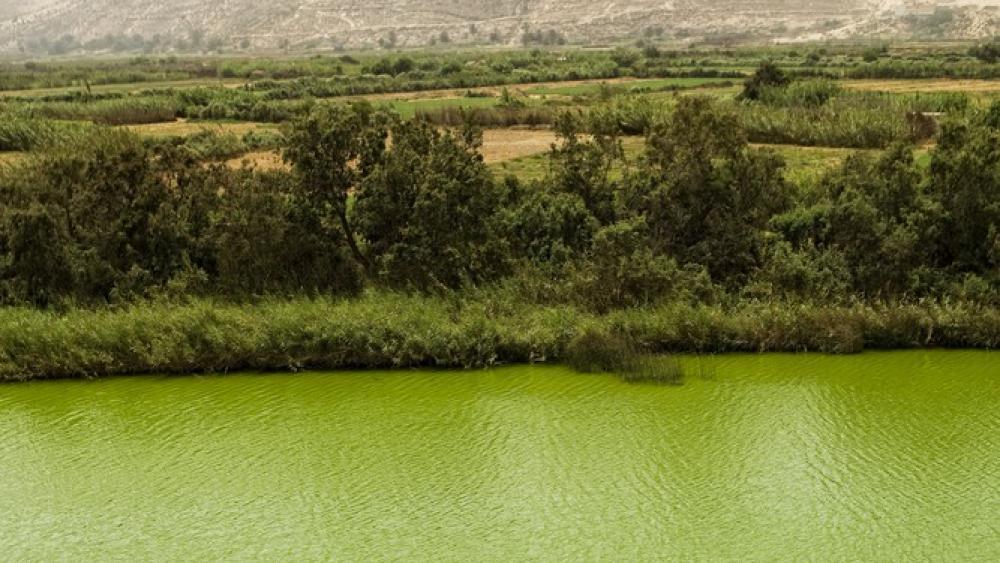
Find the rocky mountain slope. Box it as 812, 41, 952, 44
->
3, 0, 1000, 55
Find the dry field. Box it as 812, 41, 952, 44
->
480, 129, 558, 163
125, 120, 276, 138
845, 79, 1000, 94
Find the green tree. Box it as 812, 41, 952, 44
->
208, 170, 362, 296
970, 41, 1000, 64
498, 186, 598, 266
283, 104, 393, 276
0, 204, 74, 305
927, 116, 1000, 273
610, 47, 640, 68
632, 96, 791, 285
0, 130, 215, 302
567, 217, 714, 312
547, 111, 622, 225
354, 121, 509, 290
773, 145, 935, 296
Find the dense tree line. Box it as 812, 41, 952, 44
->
1, 96, 997, 309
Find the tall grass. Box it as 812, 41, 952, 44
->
564, 328, 685, 385
846, 61, 1000, 80
758, 80, 843, 107
736, 103, 913, 148
738, 83, 970, 148
25, 97, 180, 125
0, 294, 997, 381
414, 106, 556, 128
0, 114, 90, 151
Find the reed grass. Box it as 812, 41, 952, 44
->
414, 106, 556, 128
29, 97, 180, 125
0, 294, 996, 382
618, 355, 685, 386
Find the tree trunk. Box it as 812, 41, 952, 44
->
338, 208, 371, 276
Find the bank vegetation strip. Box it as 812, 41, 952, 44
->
1, 295, 997, 382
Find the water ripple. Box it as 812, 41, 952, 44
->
0, 350, 997, 560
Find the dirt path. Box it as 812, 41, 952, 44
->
225, 128, 562, 171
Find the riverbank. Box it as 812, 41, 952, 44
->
1, 293, 998, 381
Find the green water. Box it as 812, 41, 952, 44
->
1, 351, 998, 560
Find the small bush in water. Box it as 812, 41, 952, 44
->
564, 328, 637, 373
565, 329, 685, 385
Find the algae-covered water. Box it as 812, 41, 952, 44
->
1, 351, 998, 560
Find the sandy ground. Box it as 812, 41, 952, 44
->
845, 79, 1000, 94
225, 151, 288, 171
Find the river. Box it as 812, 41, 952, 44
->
1, 351, 997, 560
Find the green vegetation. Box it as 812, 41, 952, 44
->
525, 77, 737, 97
143, 128, 283, 160
0, 113, 91, 150
2, 45, 1000, 380
28, 96, 181, 125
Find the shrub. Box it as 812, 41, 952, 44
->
739, 61, 789, 101
758, 79, 842, 107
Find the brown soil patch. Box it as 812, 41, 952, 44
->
480, 129, 559, 163
0, 152, 26, 167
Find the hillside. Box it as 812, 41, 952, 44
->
4, 0, 1000, 55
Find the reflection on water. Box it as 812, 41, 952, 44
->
0, 351, 998, 559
